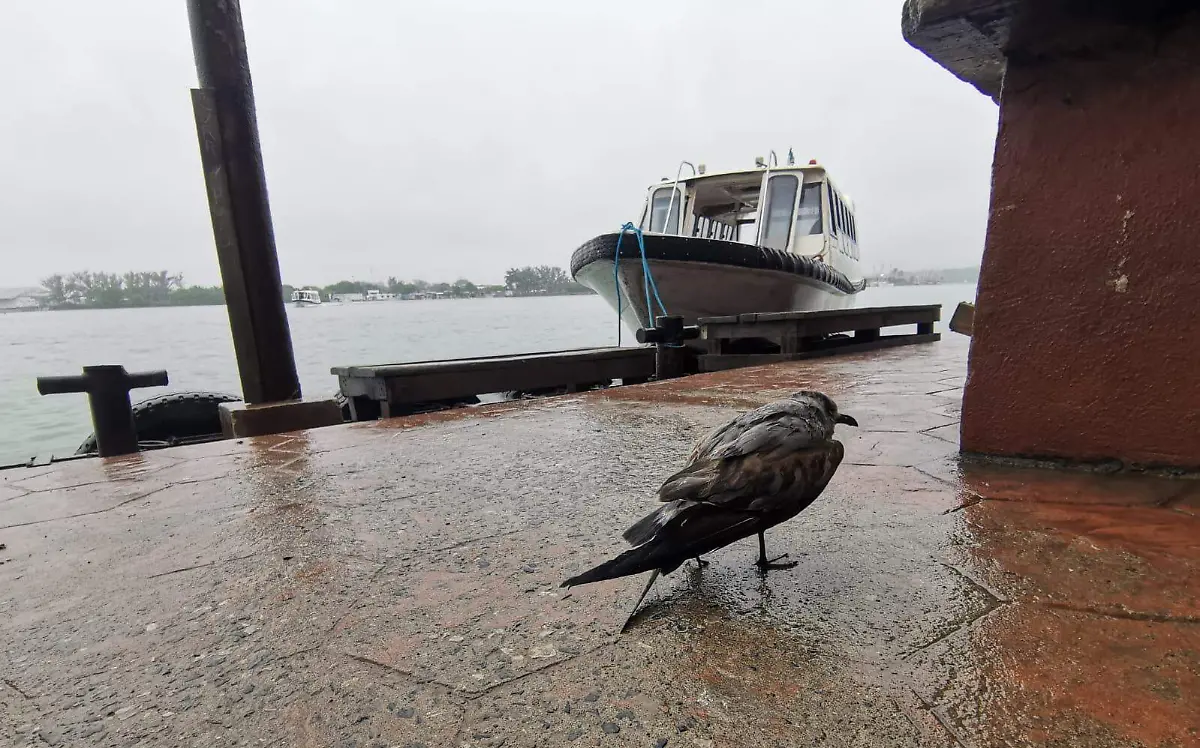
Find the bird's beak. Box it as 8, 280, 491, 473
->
835, 414, 859, 427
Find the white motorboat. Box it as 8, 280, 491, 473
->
570, 152, 866, 341
291, 288, 323, 307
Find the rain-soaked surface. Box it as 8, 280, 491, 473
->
2, 335, 1197, 747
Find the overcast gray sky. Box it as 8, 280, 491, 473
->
1, 0, 998, 288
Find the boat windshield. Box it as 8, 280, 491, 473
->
795, 182, 823, 236
649, 187, 682, 234
685, 173, 761, 244
760, 175, 798, 250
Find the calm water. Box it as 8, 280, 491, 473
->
0, 284, 974, 464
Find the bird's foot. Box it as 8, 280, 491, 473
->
755, 553, 798, 571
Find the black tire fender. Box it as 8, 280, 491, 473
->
75, 391, 242, 455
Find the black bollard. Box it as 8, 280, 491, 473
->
37, 366, 169, 457
636, 315, 700, 380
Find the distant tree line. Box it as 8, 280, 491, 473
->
41, 264, 592, 310
285, 266, 592, 299
40, 271, 223, 309
282, 278, 501, 299
503, 265, 592, 296
878, 266, 979, 286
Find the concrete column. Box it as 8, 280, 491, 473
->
905, 2, 1200, 468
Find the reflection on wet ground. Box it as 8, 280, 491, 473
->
2, 336, 1197, 746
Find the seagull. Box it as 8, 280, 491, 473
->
561, 390, 856, 627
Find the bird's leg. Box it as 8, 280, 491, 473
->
620, 569, 661, 633
755, 531, 798, 571
694, 556, 709, 568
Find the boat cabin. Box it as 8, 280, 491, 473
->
637, 157, 862, 272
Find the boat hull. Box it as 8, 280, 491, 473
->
570, 232, 863, 339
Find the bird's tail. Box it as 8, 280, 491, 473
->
621, 500, 691, 547
560, 542, 661, 588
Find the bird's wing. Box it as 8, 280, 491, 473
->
687, 400, 830, 464
744, 438, 845, 512
655, 439, 845, 511
686, 400, 793, 462
660, 402, 831, 504
616, 440, 843, 566
707, 413, 824, 461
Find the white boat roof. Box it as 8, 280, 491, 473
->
645, 160, 858, 209
649, 162, 829, 189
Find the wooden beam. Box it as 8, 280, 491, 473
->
699, 333, 941, 372
188, 0, 300, 404
333, 347, 656, 417
949, 302, 975, 336
700, 305, 940, 342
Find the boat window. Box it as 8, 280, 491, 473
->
760, 175, 798, 250
795, 182, 823, 236
649, 187, 683, 234
737, 221, 758, 244
828, 187, 839, 235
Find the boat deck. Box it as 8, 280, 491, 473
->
3, 335, 1197, 747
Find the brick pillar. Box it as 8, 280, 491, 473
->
962, 16, 1200, 467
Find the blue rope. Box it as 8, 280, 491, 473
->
613, 222, 669, 347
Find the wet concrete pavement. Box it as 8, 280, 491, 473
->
2, 336, 1197, 747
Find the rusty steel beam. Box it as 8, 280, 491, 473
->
187, 0, 301, 404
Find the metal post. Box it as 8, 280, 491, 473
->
187, 0, 301, 404
37, 366, 169, 457
636, 315, 700, 380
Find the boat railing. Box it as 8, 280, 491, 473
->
754, 150, 779, 245
661, 160, 695, 236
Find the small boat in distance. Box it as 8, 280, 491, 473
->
570, 151, 866, 340
291, 288, 323, 307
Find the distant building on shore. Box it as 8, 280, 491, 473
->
0, 287, 48, 312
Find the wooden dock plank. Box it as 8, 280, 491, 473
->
700, 305, 941, 341
698, 333, 942, 372
333, 347, 655, 417
696, 305, 942, 373
949, 302, 975, 336
334, 305, 943, 418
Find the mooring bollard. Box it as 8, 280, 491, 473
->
37, 366, 169, 457
636, 315, 700, 380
